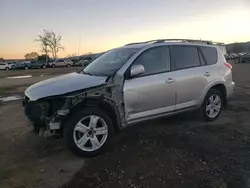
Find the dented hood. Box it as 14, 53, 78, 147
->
25, 72, 108, 101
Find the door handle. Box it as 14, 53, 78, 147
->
204, 72, 211, 77
165, 78, 175, 84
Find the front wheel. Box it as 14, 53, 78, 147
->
64, 107, 114, 157
5, 67, 10, 71
42, 65, 46, 69
66, 64, 71, 67
201, 89, 223, 122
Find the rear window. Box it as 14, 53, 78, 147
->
200, 47, 218, 65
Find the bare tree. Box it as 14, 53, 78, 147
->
24, 52, 39, 60
46, 31, 64, 58
36, 30, 64, 60
0, 57, 4, 62
35, 30, 51, 62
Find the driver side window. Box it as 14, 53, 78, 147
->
133, 46, 171, 76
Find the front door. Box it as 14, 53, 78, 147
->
123, 46, 176, 122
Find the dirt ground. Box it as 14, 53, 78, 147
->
0, 102, 85, 188
1, 62, 250, 188
0, 67, 81, 96
0, 67, 82, 78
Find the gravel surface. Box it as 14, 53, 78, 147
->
0, 67, 81, 96
0, 67, 82, 78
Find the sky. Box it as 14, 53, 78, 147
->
0, 0, 250, 59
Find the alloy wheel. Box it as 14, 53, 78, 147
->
73, 115, 108, 152
206, 94, 222, 118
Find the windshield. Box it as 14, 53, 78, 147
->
83, 48, 138, 76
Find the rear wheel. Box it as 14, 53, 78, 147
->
66, 64, 71, 67
42, 65, 46, 69
25, 66, 29, 70
201, 89, 223, 122
5, 67, 10, 71
64, 107, 114, 157
52, 64, 56, 68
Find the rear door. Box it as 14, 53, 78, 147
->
171, 45, 209, 109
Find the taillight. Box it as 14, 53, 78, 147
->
224, 62, 232, 69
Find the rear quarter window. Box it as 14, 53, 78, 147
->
200, 47, 218, 65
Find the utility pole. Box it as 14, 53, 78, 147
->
78, 36, 81, 56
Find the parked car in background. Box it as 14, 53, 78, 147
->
234, 52, 250, 63
49, 59, 73, 68
73, 59, 90, 67
0, 62, 13, 70
29, 61, 49, 69
12, 61, 30, 70
241, 53, 250, 63
23, 39, 234, 157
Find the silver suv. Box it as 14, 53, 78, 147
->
23, 39, 235, 157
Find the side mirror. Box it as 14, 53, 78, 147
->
130, 64, 145, 77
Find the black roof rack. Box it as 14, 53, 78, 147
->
125, 39, 225, 46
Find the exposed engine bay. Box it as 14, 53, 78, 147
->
23, 83, 125, 138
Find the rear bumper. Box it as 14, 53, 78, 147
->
226, 81, 235, 99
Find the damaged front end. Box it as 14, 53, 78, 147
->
22, 71, 127, 138
23, 83, 124, 138
23, 96, 69, 137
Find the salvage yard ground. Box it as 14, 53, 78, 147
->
0, 67, 81, 96
1, 62, 250, 188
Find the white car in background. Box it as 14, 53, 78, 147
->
0, 62, 13, 70
49, 59, 73, 68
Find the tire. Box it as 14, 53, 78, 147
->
64, 107, 114, 157
201, 89, 223, 122
234, 59, 238, 64
25, 67, 29, 70
5, 67, 10, 71
52, 64, 56, 68
42, 65, 46, 69
66, 64, 71, 67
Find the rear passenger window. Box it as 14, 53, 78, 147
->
198, 50, 206, 65
172, 46, 200, 70
200, 47, 217, 65
133, 46, 171, 76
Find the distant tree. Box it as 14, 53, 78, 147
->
37, 54, 50, 61
0, 57, 4, 62
35, 30, 64, 60
46, 31, 64, 58
24, 52, 39, 60
35, 30, 51, 62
